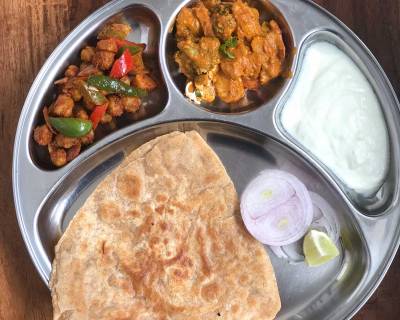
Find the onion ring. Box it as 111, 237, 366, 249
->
241, 170, 313, 246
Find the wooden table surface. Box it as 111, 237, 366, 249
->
0, 0, 399, 319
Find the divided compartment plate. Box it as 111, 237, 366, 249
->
12, 0, 400, 319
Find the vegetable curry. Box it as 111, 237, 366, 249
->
33, 23, 157, 167
174, 0, 286, 105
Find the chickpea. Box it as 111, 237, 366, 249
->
50, 94, 74, 117
92, 51, 115, 71
107, 95, 124, 117
80, 46, 95, 63
55, 134, 80, 149
48, 143, 67, 167
96, 39, 118, 53
74, 107, 89, 120
69, 87, 82, 102
80, 130, 95, 145
33, 125, 53, 146
133, 73, 157, 90
121, 96, 141, 113
64, 65, 79, 77
66, 143, 81, 162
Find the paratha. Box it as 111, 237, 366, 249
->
50, 131, 281, 320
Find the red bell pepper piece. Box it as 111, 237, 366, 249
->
90, 104, 108, 129
110, 49, 134, 78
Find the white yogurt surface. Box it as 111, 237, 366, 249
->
281, 41, 389, 195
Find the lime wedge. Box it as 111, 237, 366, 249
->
303, 229, 339, 267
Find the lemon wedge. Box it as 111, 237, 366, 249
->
303, 229, 339, 267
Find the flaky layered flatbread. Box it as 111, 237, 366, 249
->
50, 131, 280, 320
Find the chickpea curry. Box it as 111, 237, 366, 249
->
33, 23, 157, 167
174, 0, 286, 105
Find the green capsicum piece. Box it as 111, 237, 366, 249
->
219, 37, 238, 60
116, 45, 142, 58
48, 117, 93, 137
77, 80, 107, 106
87, 75, 147, 97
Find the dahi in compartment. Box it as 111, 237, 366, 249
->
281, 41, 389, 195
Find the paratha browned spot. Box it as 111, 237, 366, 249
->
116, 171, 142, 200
201, 282, 221, 302
97, 201, 121, 223
204, 173, 220, 184
125, 209, 139, 218
156, 194, 168, 203
155, 205, 165, 215
159, 221, 168, 231
239, 273, 250, 286
232, 304, 240, 314
50, 131, 280, 320
247, 295, 257, 307
144, 205, 152, 214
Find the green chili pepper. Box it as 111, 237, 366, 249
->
48, 117, 93, 137
116, 45, 142, 58
77, 80, 107, 105
219, 37, 238, 60
87, 75, 147, 97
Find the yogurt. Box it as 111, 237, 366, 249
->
281, 41, 389, 195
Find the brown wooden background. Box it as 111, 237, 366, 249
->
0, 0, 399, 319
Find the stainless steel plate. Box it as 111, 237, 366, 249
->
13, 0, 400, 319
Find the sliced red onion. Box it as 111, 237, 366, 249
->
308, 192, 340, 243
269, 242, 304, 263
241, 170, 313, 246
270, 192, 340, 264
